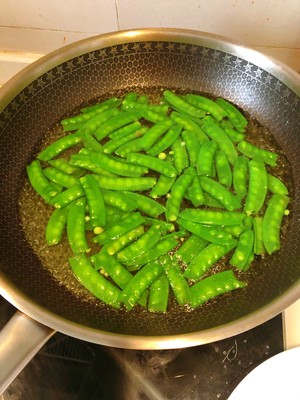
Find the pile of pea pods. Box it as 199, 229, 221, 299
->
26, 89, 290, 312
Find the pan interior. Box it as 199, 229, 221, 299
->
0, 39, 300, 337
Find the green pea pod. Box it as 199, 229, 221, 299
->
233, 156, 248, 200
117, 224, 164, 263
101, 189, 138, 212
184, 94, 228, 121
177, 218, 236, 246
122, 191, 166, 218
165, 168, 194, 221
150, 174, 176, 198
199, 176, 241, 211
161, 255, 191, 306
93, 212, 145, 245
170, 112, 209, 143
262, 194, 290, 254
188, 174, 205, 207
237, 140, 278, 166
244, 159, 268, 215
120, 261, 164, 310
138, 119, 174, 150
80, 174, 106, 228
215, 150, 232, 187
172, 136, 189, 174
67, 198, 90, 254
267, 174, 289, 195
201, 120, 238, 165
48, 158, 81, 175
69, 253, 121, 309
103, 226, 145, 256
93, 175, 156, 191
26, 160, 59, 202
179, 209, 246, 226
215, 98, 248, 132
163, 90, 206, 118
81, 131, 104, 152
43, 166, 79, 189
253, 216, 265, 255
46, 206, 69, 245
184, 241, 237, 281
124, 231, 185, 270
190, 270, 247, 309
126, 152, 177, 178
230, 230, 254, 271
148, 275, 169, 313
175, 234, 208, 264
69, 154, 115, 176
147, 124, 182, 156
197, 140, 217, 177
50, 185, 85, 208
94, 111, 139, 141
38, 133, 82, 162
181, 130, 201, 166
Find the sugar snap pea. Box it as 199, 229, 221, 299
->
172, 137, 189, 174
126, 152, 177, 178
147, 124, 182, 156
199, 176, 241, 211
148, 275, 169, 313
50, 184, 84, 208
93, 175, 156, 191
26, 160, 59, 202
93, 212, 145, 245
201, 120, 238, 165
190, 270, 247, 309
43, 166, 79, 189
94, 111, 139, 141
170, 112, 209, 143
163, 90, 206, 118
184, 241, 237, 281
237, 140, 278, 166
215, 150, 232, 187
161, 255, 191, 306
69, 253, 121, 309
233, 156, 248, 200
179, 209, 246, 226
38, 133, 82, 161
46, 206, 69, 245
215, 98, 248, 132
268, 174, 289, 195
120, 260, 164, 310
184, 93, 228, 121
48, 158, 80, 175
244, 159, 268, 215
165, 168, 194, 221
177, 218, 236, 246
175, 234, 208, 265
181, 130, 201, 166
197, 140, 217, 177
262, 194, 290, 254
67, 198, 90, 254
122, 191, 166, 218
117, 224, 164, 263
80, 174, 106, 228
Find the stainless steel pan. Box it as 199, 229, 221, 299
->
0, 28, 299, 393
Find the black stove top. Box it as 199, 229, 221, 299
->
1, 297, 283, 400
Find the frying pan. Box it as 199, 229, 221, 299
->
0, 28, 299, 393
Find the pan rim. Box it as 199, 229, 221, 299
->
0, 27, 299, 112
0, 27, 300, 349
1, 271, 299, 349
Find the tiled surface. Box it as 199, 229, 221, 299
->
117, 0, 300, 47
1, 0, 300, 54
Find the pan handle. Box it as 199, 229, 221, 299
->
0, 311, 55, 395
